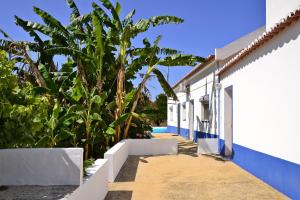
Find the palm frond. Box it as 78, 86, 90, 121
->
44, 46, 91, 59
159, 48, 182, 56
92, 12, 104, 68
38, 64, 58, 93
150, 16, 184, 27
92, 2, 117, 30
0, 28, 12, 40
15, 16, 43, 45
152, 68, 177, 100
153, 35, 162, 47
122, 9, 135, 27
66, 0, 80, 21
22, 19, 68, 46
130, 19, 150, 39
33, 7, 69, 37
0, 39, 13, 50
158, 54, 205, 66
24, 20, 55, 36
99, 0, 122, 30
69, 14, 92, 28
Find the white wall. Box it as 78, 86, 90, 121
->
266, 0, 300, 29
169, 28, 260, 136
0, 148, 83, 186
219, 19, 300, 165
198, 138, 219, 154
169, 61, 219, 136
215, 27, 265, 60
104, 140, 128, 182
104, 138, 177, 184
128, 139, 178, 155
167, 99, 177, 128
68, 159, 108, 200
167, 92, 187, 130
178, 92, 188, 129
189, 62, 218, 134
0, 140, 177, 199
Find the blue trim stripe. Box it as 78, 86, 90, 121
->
167, 125, 217, 142
167, 125, 300, 199
220, 139, 300, 200
166, 125, 177, 135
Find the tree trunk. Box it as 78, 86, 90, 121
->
115, 67, 125, 142
84, 119, 91, 160
23, 50, 46, 88
96, 79, 103, 93
77, 59, 88, 86
84, 144, 89, 161
123, 67, 152, 138
49, 60, 57, 72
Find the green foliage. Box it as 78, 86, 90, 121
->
0, 0, 205, 160
153, 94, 168, 126
83, 158, 95, 176
0, 51, 48, 148
153, 69, 177, 100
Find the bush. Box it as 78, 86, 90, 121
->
0, 51, 48, 148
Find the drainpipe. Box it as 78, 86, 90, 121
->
216, 61, 222, 154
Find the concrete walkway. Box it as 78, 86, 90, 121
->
105, 134, 287, 200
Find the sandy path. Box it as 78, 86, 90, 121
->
105, 134, 287, 200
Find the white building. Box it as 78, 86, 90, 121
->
167, 1, 300, 199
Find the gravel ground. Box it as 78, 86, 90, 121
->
0, 186, 77, 200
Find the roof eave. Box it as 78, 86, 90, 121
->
172, 55, 215, 89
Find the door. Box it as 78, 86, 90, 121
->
177, 103, 181, 135
189, 100, 194, 141
224, 86, 233, 157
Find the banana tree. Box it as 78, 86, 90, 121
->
0, 29, 47, 88
67, 77, 108, 160
123, 36, 205, 138
92, 0, 189, 141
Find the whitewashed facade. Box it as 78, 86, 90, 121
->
167, 1, 300, 199
167, 27, 264, 142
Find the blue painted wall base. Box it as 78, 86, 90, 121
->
219, 139, 300, 199
167, 125, 217, 143
167, 125, 300, 199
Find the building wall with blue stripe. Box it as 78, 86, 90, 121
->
168, 123, 300, 199
219, 20, 300, 199
219, 139, 300, 199
167, 19, 300, 199
167, 125, 217, 143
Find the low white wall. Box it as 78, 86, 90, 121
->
128, 139, 178, 155
197, 138, 219, 154
0, 148, 83, 186
0, 138, 178, 200
104, 140, 128, 182
104, 138, 178, 183
68, 159, 108, 200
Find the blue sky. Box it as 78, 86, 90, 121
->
0, 0, 265, 99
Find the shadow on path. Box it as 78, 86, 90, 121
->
105, 190, 132, 200
114, 156, 140, 182
177, 140, 198, 157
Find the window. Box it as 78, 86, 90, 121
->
201, 102, 209, 121
200, 95, 209, 122
182, 102, 186, 121
169, 106, 173, 121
